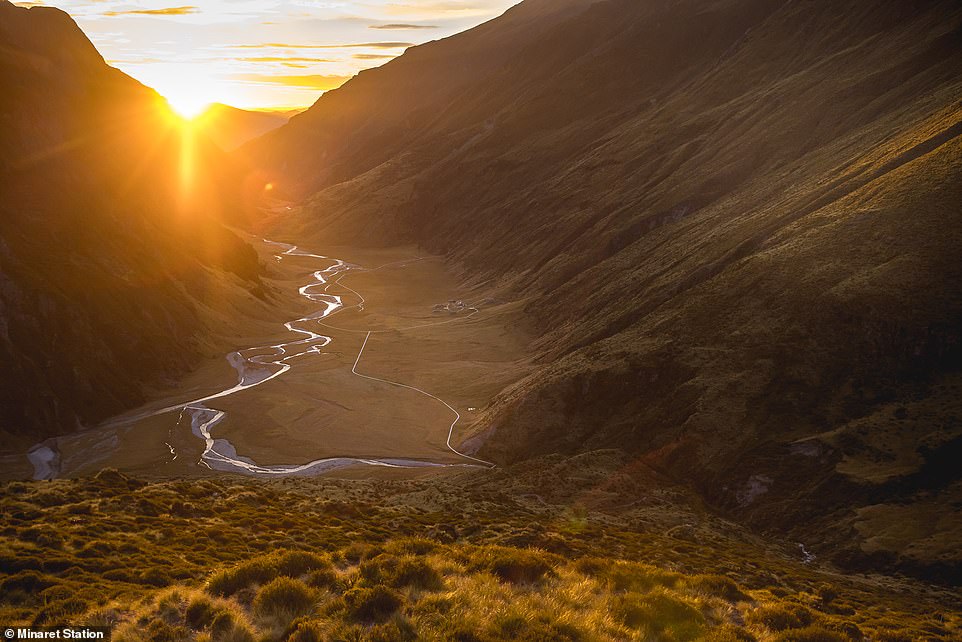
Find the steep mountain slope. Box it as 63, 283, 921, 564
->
194, 104, 288, 151
243, 0, 601, 196
248, 0, 962, 581
0, 2, 260, 443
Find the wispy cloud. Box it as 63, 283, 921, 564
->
369, 23, 438, 30
103, 6, 199, 17
239, 57, 337, 63
25, 0, 518, 109
235, 73, 353, 90
232, 42, 414, 50
384, 1, 500, 18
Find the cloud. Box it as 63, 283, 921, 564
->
354, 53, 395, 60
383, 2, 498, 18
238, 57, 337, 63
103, 6, 199, 17
232, 42, 414, 50
369, 24, 438, 30
235, 73, 353, 90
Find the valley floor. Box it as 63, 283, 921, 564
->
2, 217, 959, 640
0, 231, 532, 481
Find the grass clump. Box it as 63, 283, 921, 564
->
771, 625, 849, 642
207, 550, 330, 597
359, 553, 444, 591
207, 558, 275, 597
685, 574, 749, 602
747, 603, 816, 631
614, 588, 706, 640
274, 550, 331, 578
469, 546, 558, 584
208, 610, 256, 642
286, 620, 326, 642
489, 615, 584, 641
343, 585, 404, 623
252, 577, 315, 624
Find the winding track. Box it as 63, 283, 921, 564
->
29, 240, 494, 478
352, 331, 493, 467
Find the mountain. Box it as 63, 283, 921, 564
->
194, 103, 289, 151
0, 2, 261, 443
246, 0, 962, 582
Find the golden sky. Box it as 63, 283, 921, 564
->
15, 0, 518, 112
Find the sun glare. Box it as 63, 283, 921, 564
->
166, 94, 211, 120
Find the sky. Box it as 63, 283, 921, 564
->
14, 0, 519, 112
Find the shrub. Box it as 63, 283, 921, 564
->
287, 620, 326, 642
252, 577, 315, 623
747, 604, 816, 631
368, 616, 419, 642
700, 625, 757, 642
686, 574, 749, 602
185, 596, 217, 629
816, 584, 839, 605
359, 554, 397, 585
207, 550, 333, 598
18, 527, 64, 549
343, 542, 376, 564
209, 610, 256, 642
207, 558, 275, 596
391, 557, 444, 591
343, 586, 403, 623
274, 550, 331, 578
140, 567, 172, 587
385, 537, 440, 556
305, 567, 340, 590
614, 590, 705, 639
103, 569, 138, 583
360, 554, 444, 591
490, 615, 583, 642
871, 630, 916, 642
772, 626, 848, 642
470, 546, 557, 585
144, 619, 190, 642
596, 560, 681, 593
0, 571, 57, 598
572, 557, 609, 576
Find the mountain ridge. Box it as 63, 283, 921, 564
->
194, 103, 289, 151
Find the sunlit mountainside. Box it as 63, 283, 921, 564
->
0, 0, 960, 639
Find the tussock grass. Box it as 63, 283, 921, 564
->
1, 474, 958, 640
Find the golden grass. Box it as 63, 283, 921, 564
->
2, 470, 959, 640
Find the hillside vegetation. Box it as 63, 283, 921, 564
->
2, 464, 959, 640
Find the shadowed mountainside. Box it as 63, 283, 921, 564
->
247, 0, 962, 581
194, 103, 289, 151
0, 2, 261, 443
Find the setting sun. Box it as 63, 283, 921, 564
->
166, 94, 212, 120
151, 70, 219, 119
